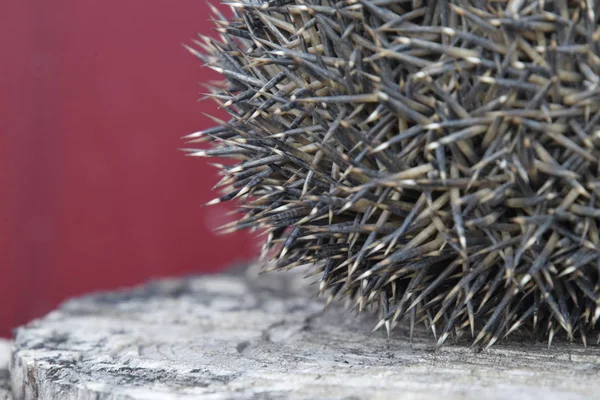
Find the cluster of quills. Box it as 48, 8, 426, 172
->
183, 0, 600, 348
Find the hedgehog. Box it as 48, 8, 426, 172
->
182, 0, 600, 348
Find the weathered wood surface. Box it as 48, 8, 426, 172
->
0, 340, 13, 400
10, 265, 600, 400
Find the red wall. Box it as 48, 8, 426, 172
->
0, 1, 258, 337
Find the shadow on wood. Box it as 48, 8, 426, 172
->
0, 340, 11, 400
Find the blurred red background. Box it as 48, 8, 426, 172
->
0, 1, 259, 338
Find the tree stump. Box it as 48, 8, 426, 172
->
9, 265, 600, 400
1, 340, 12, 400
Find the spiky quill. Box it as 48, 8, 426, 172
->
184, 0, 600, 348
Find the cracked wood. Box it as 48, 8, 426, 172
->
9, 265, 600, 400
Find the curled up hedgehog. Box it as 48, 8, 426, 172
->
183, 0, 600, 348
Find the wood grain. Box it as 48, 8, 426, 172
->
10, 266, 600, 399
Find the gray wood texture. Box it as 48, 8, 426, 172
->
9, 266, 600, 399
0, 340, 13, 400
